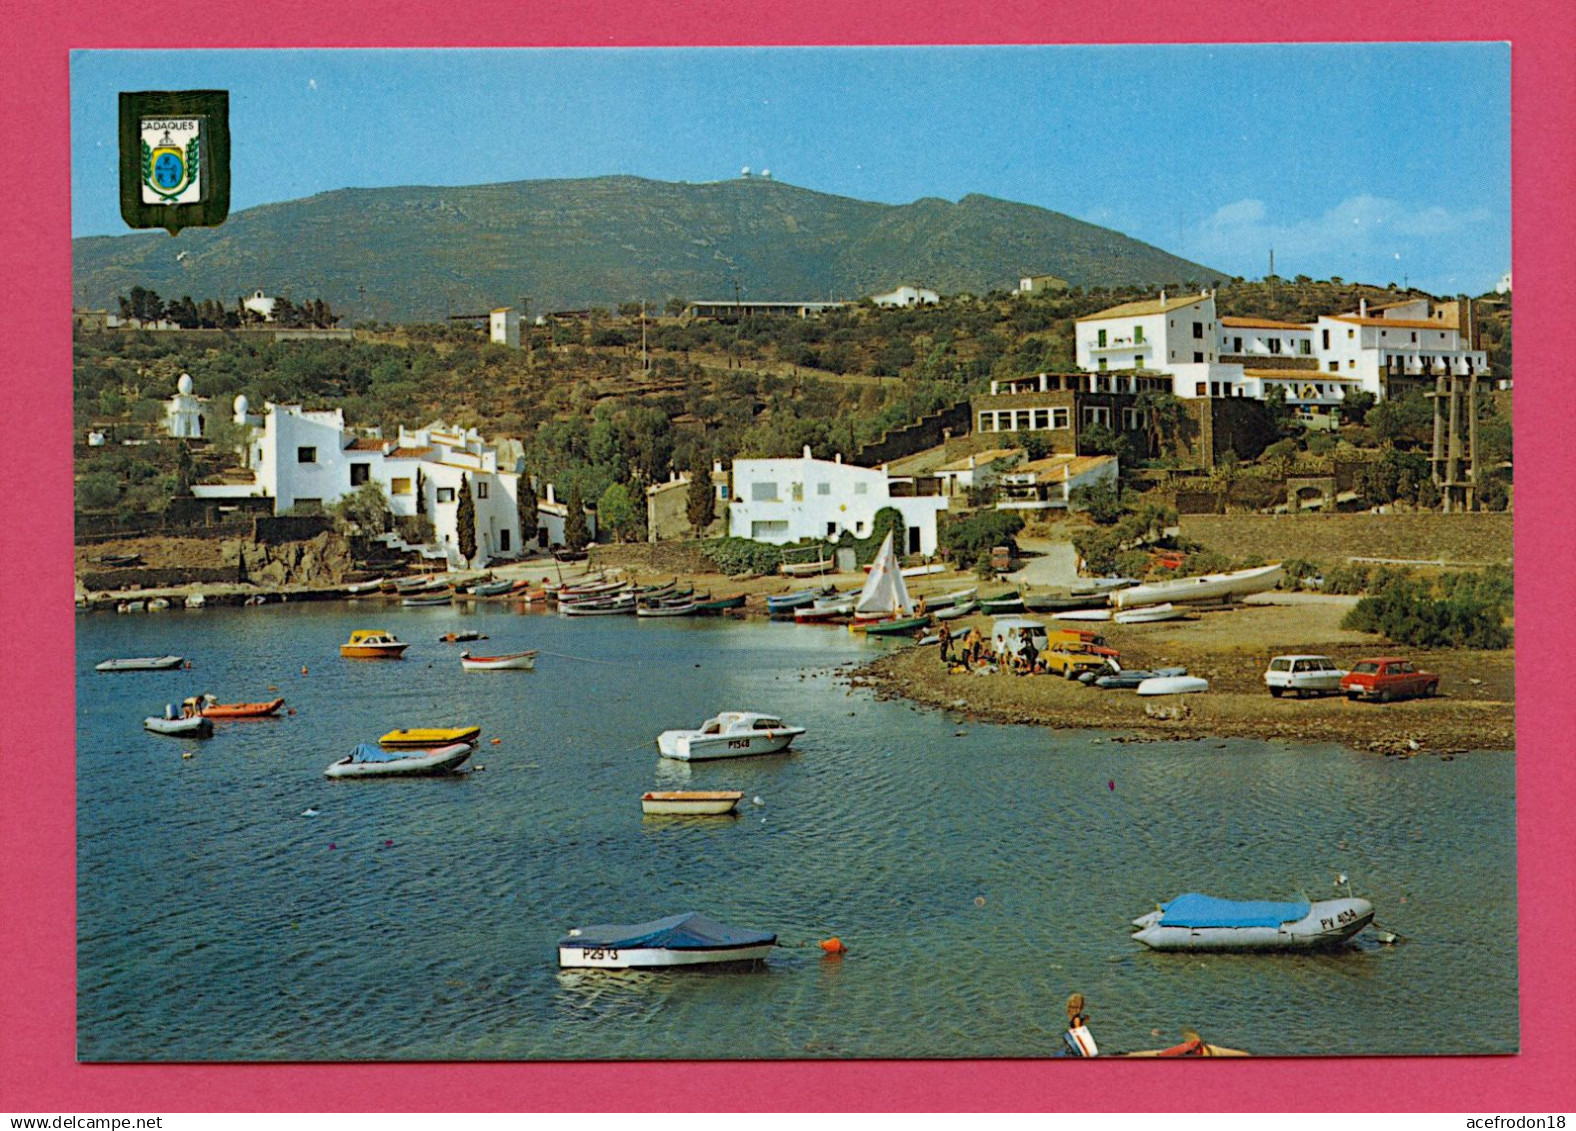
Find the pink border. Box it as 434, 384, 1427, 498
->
5, 0, 1573, 1112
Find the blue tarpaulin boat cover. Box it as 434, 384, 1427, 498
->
560, 911, 775, 951
1158, 893, 1312, 928
347, 743, 423, 764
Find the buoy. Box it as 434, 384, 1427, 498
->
1108, 780, 1115, 791
301, 666, 308, 675
269, 685, 278, 692
490, 737, 501, 745
287, 708, 296, 716
752, 795, 764, 807
819, 937, 846, 954
974, 896, 986, 907
184, 661, 193, 669
181, 751, 194, 760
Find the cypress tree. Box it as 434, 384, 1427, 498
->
457, 473, 477, 564
686, 456, 716, 536
565, 483, 590, 550
516, 471, 539, 549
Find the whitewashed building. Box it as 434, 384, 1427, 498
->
242, 290, 277, 322
870, 285, 939, 308
489, 307, 521, 348
164, 373, 207, 438
996, 454, 1119, 512
728, 447, 949, 556
187, 378, 589, 564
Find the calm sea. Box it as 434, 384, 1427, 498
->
76, 602, 1517, 1061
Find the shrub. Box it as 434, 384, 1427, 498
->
1341, 576, 1510, 650
940, 509, 1024, 563
701, 537, 787, 576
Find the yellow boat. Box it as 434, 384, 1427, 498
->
379, 725, 482, 749
341, 629, 410, 659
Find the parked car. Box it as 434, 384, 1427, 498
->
1264, 654, 1348, 698
1340, 657, 1440, 702
1042, 647, 1113, 680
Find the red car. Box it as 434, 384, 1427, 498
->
1340, 657, 1440, 702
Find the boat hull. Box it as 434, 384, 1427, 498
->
657, 727, 804, 761
694, 594, 746, 612
340, 644, 409, 658
325, 742, 473, 779
1136, 675, 1209, 696
200, 698, 285, 718
97, 655, 184, 672
1113, 603, 1184, 624
854, 615, 930, 636
641, 791, 745, 816
934, 600, 979, 621
460, 651, 537, 671
557, 942, 774, 968
380, 726, 482, 749
144, 716, 213, 737
1112, 564, 1284, 609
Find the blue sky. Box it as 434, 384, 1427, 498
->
72, 44, 1510, 295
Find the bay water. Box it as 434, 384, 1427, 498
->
77, 602, 1516, 1060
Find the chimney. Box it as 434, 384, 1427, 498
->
835, 453, 842, 463
712, 459, 723, 474
546, 484, 556, 505
1159, 290, 1167, 304
1359, 298, 1368, 317
803, 444, 812, 459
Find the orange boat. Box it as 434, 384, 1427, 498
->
340, 629, 410, 659
197, 696, 286, 719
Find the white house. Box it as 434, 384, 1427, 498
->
187, 377, 587, 564
164, 373, 207, 438
871, 285, 939, 308
728, 447, 949, 556
489, 307, 521, 348
242, 290, 277, 322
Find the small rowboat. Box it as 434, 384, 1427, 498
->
558, 911, 775, 968
144, 714, 213, 738
920, 587, 977, 611
561, 594, 636, 616
1050, 608, 1113, 622
637, 601, 699, 617
439, 630, 488, 643
978, 593, 1024, 614
401, 591, 453, 607
380, 725, 482, 749
640, 790, 745, 816
795, 596, 856, 623
1135, 675, 1208, 696
198, 697, 285, 719
766, 587, 832, 615
1122, 1038, 1250, 1058
97, 655, 184, 672
694, 594, 746, 613
468, 579, 516, 597
851, 614, 930, 636
934, 599, 980, 621
324, 741, 474, 779
1112, 603, 1185, 624
459, 649, 537, 671
341, 630, 409, 659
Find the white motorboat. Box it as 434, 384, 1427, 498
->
1136, 675, 1209, 696
1111, 563, 1284, 609
640, 790, 745, 816
324, 741, 474, 779
1131, 893, 1375, 951
143, 711, 213, 738
96, 655, 184, 672
558, 911, 776, 968
1112, 603, 1185, 624
656, 711, 806, 761
459, 649, 538, 671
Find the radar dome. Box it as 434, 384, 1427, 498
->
177, 373, 194, 395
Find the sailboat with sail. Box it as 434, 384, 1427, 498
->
848, 532, 930, 635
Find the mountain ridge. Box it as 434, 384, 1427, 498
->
72, 175, 1230, 322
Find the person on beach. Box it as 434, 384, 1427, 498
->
938, 623, 952, 662
1020, 628, 1039, 674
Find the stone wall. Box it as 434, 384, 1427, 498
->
80, 567, 238, 591
221, 531, 357, 587
1179, 512, 1513, 566
855, 401, 972, 467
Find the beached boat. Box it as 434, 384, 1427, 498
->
1135, 675, 1208, 696
147, 597, 171, 612
1070, 577, 1138, 594
934, 599, 980, 621
197, 696, 285, 719
393, 575, 439, 593
694, 593, 746, 613
640, 790, 745, 816
184, 593, 206, 609
401, 591, 453, 607
96, 655, 184, 672
1111, 563, 1284, 609
1121, 1037, 1250, 1057
856, 615, 930, 636
1050, 608, 1113, 622
657, 711, 806, 761
143, 712, 213, 738
117, 600, 146, 614
459, 649, 538, 671
978, 592, 1024, 614
468, 579, 516, 597
96, 552, 143, 568
1093, 666, 1188, 690
920, 587, 978, 611
779, 557, 833, 578
1022, 591, 1110, 613
795, 595, 856, 623
636, 600, 699, 617
766, 586, 832, 616
340, 630, 409, 659
1112, 603, 1185, 624
324, 741, 474, 779
557, 911, 776, 968
379, 725, 482, 749
561, 593, 636, 616
1130, 892, 1374, 951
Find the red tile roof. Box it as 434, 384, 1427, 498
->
1220, 317, 1312, 330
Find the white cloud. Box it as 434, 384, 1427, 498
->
1185, 194, 1492, 282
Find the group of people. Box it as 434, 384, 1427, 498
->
935, 623, 1058, 676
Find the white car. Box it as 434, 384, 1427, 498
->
1264, 654, 1348, 698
